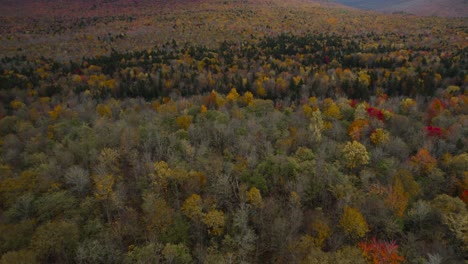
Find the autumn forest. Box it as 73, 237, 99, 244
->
0, 0, 467, 263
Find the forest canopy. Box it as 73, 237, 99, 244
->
0, 0, 467, 263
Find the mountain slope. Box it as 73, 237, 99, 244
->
332, 0, 468, 17
381, 0, 468, 17
0, 0, 466, 60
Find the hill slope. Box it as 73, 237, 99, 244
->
332, 0, 468, 17
1, 0, 466, 60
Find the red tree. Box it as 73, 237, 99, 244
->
359, 237, 405, 264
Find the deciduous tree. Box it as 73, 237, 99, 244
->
359, 238, 404, 264
340, 206, 369, 239
342, 141, 370, 169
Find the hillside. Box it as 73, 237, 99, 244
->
332, 0, 468, 17
381, 0, 468, 17
1, 0, 466, 60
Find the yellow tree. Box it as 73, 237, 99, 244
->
400, 98, 417, 113
309, 219, 332, 248
181, 194, 203, 221
302, 104, 314, 118
10, 99, 25, 110
175, 115, 193, 130
240, 91, 254, 106
370, 128, 390, 146
255, 79, 267, 97
385, 177, 409, 217
226, 88, 240, 103
309, 110, 324, 142
96, 103, 112, 119
340, 206, 369, 239
92, 174, 115, 201
48, 105, 63, 120
342, 141, 370, 169
323, 98, 343, 120
246, 187, 263, 208
200, 104, 208, 113
202, 209, 225, 236
151, 161, 172, 191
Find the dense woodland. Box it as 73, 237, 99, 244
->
0, 0, 467, 263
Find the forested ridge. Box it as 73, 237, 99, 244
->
0, 0, 467, 263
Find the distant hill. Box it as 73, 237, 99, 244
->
332, 0, 468, 17
0, 0, 466, 60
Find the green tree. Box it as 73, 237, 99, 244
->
0, 220, 35, 255
162, 243, 192, 264
124, 243, 162, 264
0, 250, 38, 264
34, 191, 77, 222
30, 221, 79, 263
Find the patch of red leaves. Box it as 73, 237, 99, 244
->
359, 237, 405, 264
425, 126, 443, 137
366, 107, 384, 121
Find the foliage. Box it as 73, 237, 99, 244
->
385, 177, 409, 217
302, 246, 367, 264
202, 209, 225, 236
0, 0, 467, 262
142, 193, 174, 240
342, 141, 370, 169
370, 128, 390, 146
162, 243, 192, 264
349, 119, 370, 141
309, 110, 324, 142
30, 221, 79, 263
181, 194, 204, 221
246, 187, 263, 208
309, 219, 332, 248
176, 115, 193, 130
92, 174, 115, 200
64, 166, 90, 196
323, 98, 343, 120
124, 243, 162, 264
0, 249, 37, 264
0, 220, 35, 255
425, 126, 443, 137
340, 206, 369, 239
431, 194, 468, 251
359, 238, 405, 264
96, 104, 112, 119
410, 148, 437, 175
